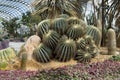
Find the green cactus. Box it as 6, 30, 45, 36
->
37, 19, 51, 38
52, 18, 69, 35
75, 50, 92, 63
76, 36, 98, 58
58, 14, 69, 19
67, 17, 80, 26
66, 24, 85, 40
107, 28, 116, 55
42, 30, 60, 50
67, 17, 87, 27
55, 37, 76, 62
85, 25, 102, 47
0, 47, 16, 62
21, 53, 27, 70
32, 43, 52, 63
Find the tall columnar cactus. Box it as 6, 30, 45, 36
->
42, 30, 60, 50
55, 36, 76, 62
52, 18, 68, 35
21, 53, 27, 70
32, 43, 52, 63
76, 36, 98, 58
37, 19, 51, 38
86, 25, 102, 47
66, 25, 85, 40
75, 50, 92, 63
107, 28, 116, 55
117, 33, 120, 47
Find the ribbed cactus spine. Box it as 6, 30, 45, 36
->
86, 25, 101, 47
21, 53, 27, 70
32, 43, 52, 63
76, 36, 98, 58
75, 50, 92, 63
107, 28, 116, 55
55, 37, 76, 62
52, 18, 68, 35
58, 14, 69, 19
66, 25, 85, 40
42, 30, 60, 50
37, 19, 51, 38
67, 17, 81, 26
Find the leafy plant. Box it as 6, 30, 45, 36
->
29, 60, 120, 80
1, 18, 20, 38
109, 55, 120, 61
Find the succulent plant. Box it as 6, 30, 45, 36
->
32, 43, 52, 63
58, 14, 70, 19
107, 28, 116, 55
37, 19, 51, 38
67, 17, 81, 26
67, 17, 87, 27
21, 53, 27, 70
66, 24, 85, 40
52, 18, 69, 35
85, 25, 102, 47
117, 33, 120, 47
76, 36, 98, 58
75, 50, 92, 63
55, 36, 76, 62
0, 47, 16, 62
42, 30, 60, 50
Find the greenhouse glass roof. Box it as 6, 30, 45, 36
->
0, 0, 34, 21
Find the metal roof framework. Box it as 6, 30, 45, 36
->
0, 0, 33, 21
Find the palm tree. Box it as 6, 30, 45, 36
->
32, 0, 89, 19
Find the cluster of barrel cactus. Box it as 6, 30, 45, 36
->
31, 14, 101, 63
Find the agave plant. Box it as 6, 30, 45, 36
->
33, 0, 89, 19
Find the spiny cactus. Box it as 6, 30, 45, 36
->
0, 47, 16, 62
76, 36, 98, 58
107, 28, 116, 55
86, 25, 102, 47
67, 17, 87, 27
52, 18, 69, 35
42, 30, 60, 50
21, 53, 27, 70
58, 14, 70, 19
55, 36, 76, 62
66, 24, 85, 40
37, 19, 51, 38
32, 43, 52, 63
75, 50, 92, 63
67, 17, 81, 26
